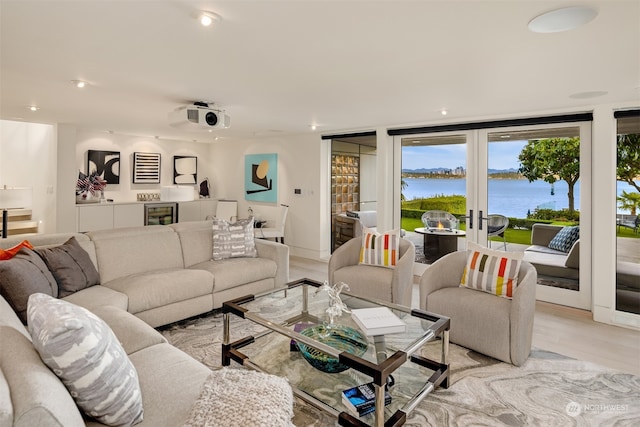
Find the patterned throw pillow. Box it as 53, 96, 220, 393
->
460, 242, 523, 299
548, 226, 580, 253
359, 227, 400, 268
27, 293, 144, 426
212, 217, 257, 261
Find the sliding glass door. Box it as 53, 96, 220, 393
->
395, 120, 592, 310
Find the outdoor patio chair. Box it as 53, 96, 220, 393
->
487, 214, 509, 250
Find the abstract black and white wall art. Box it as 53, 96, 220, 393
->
88, 150, 120, 184
173, 155, 197, 184
133, 152, 161, 184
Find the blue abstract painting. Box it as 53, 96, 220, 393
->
245, 153, 277, 203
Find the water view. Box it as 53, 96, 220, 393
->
403, 178, 639, 218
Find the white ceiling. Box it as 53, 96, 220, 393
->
1, 0, 638, 143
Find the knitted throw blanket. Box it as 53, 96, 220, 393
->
183, 368, 295, 427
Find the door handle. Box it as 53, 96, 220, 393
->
460, 209, 473, 229
478, 210, 489, 230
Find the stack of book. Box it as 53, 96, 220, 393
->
351, 307, 407, 336
341, 381, 391, 417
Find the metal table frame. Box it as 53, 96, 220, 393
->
222, 278, 450, 427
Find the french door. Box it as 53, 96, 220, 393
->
395, 121, 591, 310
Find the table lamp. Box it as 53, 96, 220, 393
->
0, 187, 33, 238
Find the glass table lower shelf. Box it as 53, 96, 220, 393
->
222, 278, 450, 427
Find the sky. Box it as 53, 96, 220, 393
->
402, 140, 528, 171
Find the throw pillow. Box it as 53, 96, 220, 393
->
212, 217, 257, 261
460, 242, 523, 299
0, 240, 34, 260
0, 247, 57, 323
27, 293, 144, 426
359, 227, 400, 268
548, 226, 580, 253
35, 236, 100, 297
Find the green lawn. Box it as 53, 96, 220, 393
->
401, 217, 532, 245
403, 216, 640, 244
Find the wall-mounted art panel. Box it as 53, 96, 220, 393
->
88, 150, 120, 184
245, 153, 277, 203
173, 155, 197, 184
133, 152, 161, 184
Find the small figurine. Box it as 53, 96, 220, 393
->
315, 281, 351, 329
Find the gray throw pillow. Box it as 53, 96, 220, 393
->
212, 217, 257, 260
27, 293, 144, 426
0, 247, 58, 323
35, 236, 100, 297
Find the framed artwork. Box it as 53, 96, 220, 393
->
173, 155, 197, 184
133, 152, 161, 184
88, 150, 120, 184
245, 153, 277, 203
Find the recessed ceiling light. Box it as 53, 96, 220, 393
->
310, 124, 317, 131
569, 90, 608, 99
197, 11, 220, 27
71, 80, 87, 88
528, 6, 597, 33
27, 105, 39, 111
440, 109, 448, 116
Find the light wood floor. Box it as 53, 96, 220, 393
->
290, 256, 640, 376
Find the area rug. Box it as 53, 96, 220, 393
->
160, 311, 640, 427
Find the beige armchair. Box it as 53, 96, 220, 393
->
328, 236, 415, 306
419, 251, 537, 366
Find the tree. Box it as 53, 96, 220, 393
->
617, 190, 640, 216
617, 133, 640, 193
400, 178, 407, 201
518, 137, 580, 213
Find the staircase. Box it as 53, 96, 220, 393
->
1, 209, 38, 237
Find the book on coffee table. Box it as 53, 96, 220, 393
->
351, 307, 406, 336
342, 381, 391, 417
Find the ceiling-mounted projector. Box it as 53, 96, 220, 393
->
168, 102, 230, 129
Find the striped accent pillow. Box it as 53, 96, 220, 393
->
460, 242, 523, 298
359, 227, 400, 268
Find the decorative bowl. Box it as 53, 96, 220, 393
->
296, 324, 368, 373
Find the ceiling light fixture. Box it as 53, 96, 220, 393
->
310, 124, 317, 131
197, 11, 220, 27
71, 80, 87, 88
27, 106, 39, 112
440, 109, 448, 116
528, 6, 598, 33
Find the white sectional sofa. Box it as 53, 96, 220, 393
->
0, 220, 291, 426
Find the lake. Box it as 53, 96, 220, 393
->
403, 178, 639, 218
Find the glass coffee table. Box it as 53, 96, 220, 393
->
222, 278, 450, 427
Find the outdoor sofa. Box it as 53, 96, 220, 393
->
0, 220, 292, 426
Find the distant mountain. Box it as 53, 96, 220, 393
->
402, 167, 456, 173
402, 167, 519, 174
488, 168, 519, 174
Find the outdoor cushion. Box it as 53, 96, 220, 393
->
548, 226, 580, 253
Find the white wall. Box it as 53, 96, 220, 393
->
210, 132, 328, 259
0, 120, 57, 233
74, 130, 214, 204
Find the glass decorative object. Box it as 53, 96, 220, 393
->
296, 324, 368, 373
